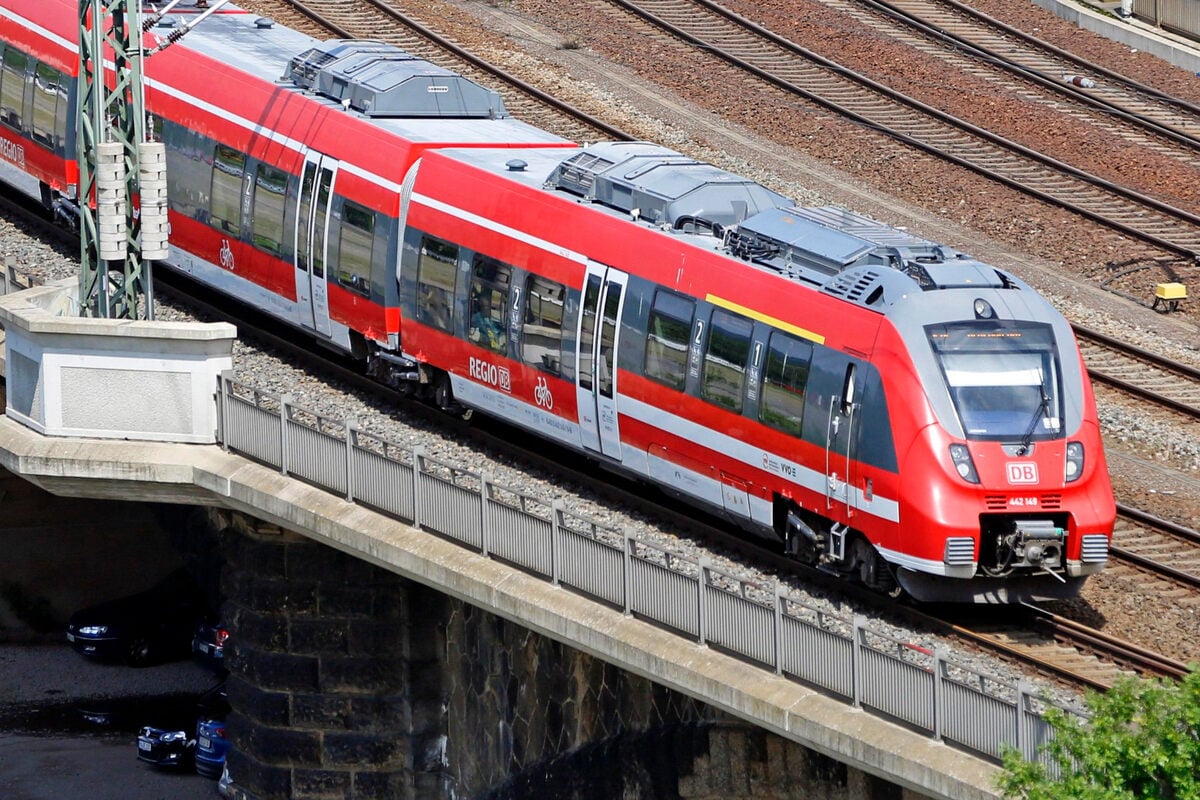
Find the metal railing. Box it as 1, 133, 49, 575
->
0, 260, 42, 298
1132, 0, 1200, 43
216, 372, 1081, 766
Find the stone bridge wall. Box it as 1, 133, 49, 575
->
195, 509, 925, 800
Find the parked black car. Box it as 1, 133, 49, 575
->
136, 680, 230, 775
66, 568, 215, 667
137, 724, 196, 770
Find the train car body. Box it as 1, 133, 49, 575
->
0, 0, 1114, 603
1, 0, 572, 358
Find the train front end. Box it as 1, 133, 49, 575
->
892, 284, 1115, 604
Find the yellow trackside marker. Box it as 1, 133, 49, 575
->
707, 295, 826, 345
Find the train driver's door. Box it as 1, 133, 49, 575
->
575, 262, 628, 460
825, 363, 858, 518
293, 150, 336, 337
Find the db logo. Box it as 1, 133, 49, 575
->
1006, 462, 1039, 484
469, 357, 511, 393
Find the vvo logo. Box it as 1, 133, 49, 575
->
469, 357, 511, 393
1006, 462, 1039, 484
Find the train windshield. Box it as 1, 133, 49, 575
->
926, 321, 1062, 441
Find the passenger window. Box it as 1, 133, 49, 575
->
416, 236, 457, 332
336, 201, 374, 297
163, 122, 212, 222
597, 283, 621, 398
522, 275, 565, 375
52, 65, 67, 152
0, 47, 28, 133
31, 62, 60, 150
760, 331, 813, 436
644, 290, 694, 390
578, 276, 600, 391
701, 309, 753, 413
250, 163, 288, 257
311, 168, 332, 280
468, 253, 510, 354
209, 144, 246, 236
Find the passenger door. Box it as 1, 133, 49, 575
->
575, 262, 627, 460
293, 150, 336, 337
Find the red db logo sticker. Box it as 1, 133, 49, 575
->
1006, 463, 1039, 484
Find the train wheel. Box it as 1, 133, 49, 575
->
856, 540, 902, 598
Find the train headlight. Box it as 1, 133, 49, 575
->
949, 444, 979, 484
1065, 441, 1084, 482
973, 298, 995, 319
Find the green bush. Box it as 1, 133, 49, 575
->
998, 669, 1200, 800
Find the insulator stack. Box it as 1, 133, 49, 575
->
138, 141, 169, 260
95, 141, 127, 261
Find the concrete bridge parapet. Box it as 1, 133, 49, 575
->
0, 278, 235, 442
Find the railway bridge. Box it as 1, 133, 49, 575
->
0, 283, 1020, 800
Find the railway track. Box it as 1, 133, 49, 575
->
1075, 324, 1200, 421
840, 0, 1200, 153
1111, 503, 1200, 590
954, 604, 1191, 690
599, 0, 1200, 259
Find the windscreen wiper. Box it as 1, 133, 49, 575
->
1017, 376, 1050, 456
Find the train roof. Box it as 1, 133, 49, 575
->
436, 142, 1040, 318
148, 4, 569, 146
543, 141, 792, 231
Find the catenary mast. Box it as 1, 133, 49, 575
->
76, 0, 165, 319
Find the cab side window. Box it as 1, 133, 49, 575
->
644, 290, 693, 390
416, 236, 457, 332
701, 309, 753, 413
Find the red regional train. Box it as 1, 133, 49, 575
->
0, 0, 1115, 602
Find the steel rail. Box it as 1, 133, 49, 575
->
1111, 504, 1200, 591
1074, 323, 1200, 421
606, 0, 1200, 259
1023, 604, 1192, 680
851, 0, 1200, 149
886, 0, 1200, 114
